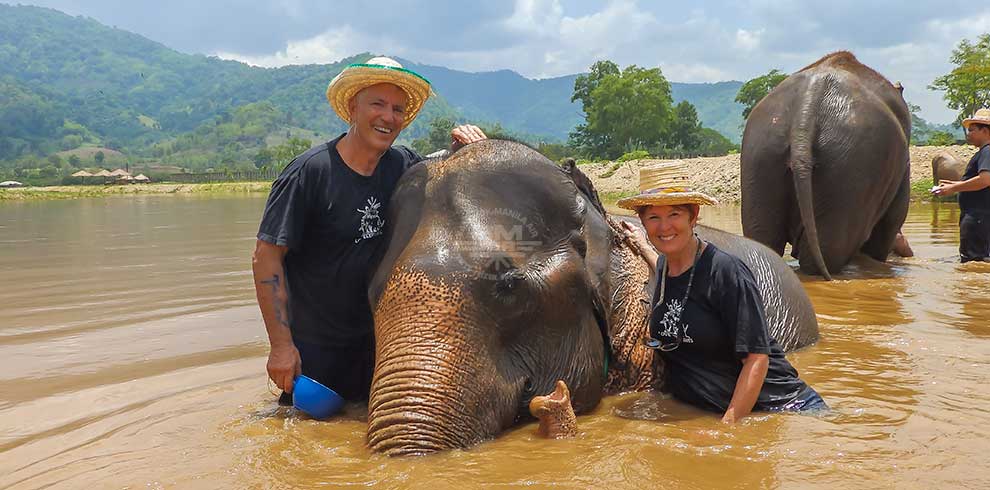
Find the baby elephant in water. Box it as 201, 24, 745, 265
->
365, 140, 819, 455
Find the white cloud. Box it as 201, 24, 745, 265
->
502, 0, 564, 37
207, 0, 977, 123
660, 63, 731, 83
215, 25, 376, 67
734, 28, 764, 52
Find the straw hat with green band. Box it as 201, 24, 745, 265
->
326, 56, 433, 129
616, 161, 719, 210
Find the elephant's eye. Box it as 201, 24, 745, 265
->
493, 268, 528, 297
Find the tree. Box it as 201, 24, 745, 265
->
270, 137, 312, 171
68, 154, 81, 167
570, 61, 674, 159
94, 150, 105, 164
694, 128, 738, 156
930, 34, 990, 124
253, 147, 274, 169
411, 116, 455, 155
670, 101, 702, 150
927, 131, 956, 146
735, 69, 788, 119
571, 60, 620, 113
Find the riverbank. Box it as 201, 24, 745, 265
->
583, 145, 974, 204
0, 181, 273, 201
2, 145, 974, 203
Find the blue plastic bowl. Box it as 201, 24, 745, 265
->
292, 375, 345, 419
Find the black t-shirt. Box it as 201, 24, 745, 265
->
257, 134, 422, 346
650, 243, 818, 413
959, 144, 990, 214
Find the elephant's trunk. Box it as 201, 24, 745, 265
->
789, 73, 833, 280
367, 351, 495, 456
367, 268, 518, 456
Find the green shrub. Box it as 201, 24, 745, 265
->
617, 150, 650, 162
926, 131, 956, 146
600, 162, 623, 178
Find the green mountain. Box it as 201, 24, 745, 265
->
671, 81, 745, 144
0, 3, 748, 171
0, 5, 461, 162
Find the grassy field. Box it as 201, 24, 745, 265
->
0, 182, 273, 201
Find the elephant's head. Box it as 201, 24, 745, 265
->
366, 141, 614, 456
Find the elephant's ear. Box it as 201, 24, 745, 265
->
560, 158, 607, 217
590, 287, 612, 371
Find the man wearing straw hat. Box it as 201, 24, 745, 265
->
932, 108, 990, 262
618, 161, 826, 422
252, 56, 487, 405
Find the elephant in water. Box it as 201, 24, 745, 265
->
366, 140, 819, 456
932, 150, 966, 184
741, 51, 911, 279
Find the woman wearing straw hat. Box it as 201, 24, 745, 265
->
253, 56, 487, 406
932, 108, 990, 262
618, 161, 826, 422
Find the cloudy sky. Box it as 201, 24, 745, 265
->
18, 0, 990, 123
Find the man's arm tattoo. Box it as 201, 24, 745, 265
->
260, 274, 281, 292
261, 275, 290, 328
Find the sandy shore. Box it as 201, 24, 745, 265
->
0, 182, 273, 200
2, 145, 976, 203
584, 145, 974, 203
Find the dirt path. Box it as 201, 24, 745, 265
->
583, 145, 974, 203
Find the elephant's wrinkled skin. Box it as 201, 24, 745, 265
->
366, 141, 818, 455
741, 51, 911, 279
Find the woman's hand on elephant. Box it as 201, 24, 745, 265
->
267, 342, 302, 394
619, 221, 659, 270
619, 221, 650, 254
449, 125, 487, 152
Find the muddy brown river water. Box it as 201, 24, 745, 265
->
1, 195, 988, 489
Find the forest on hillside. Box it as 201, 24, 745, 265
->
0, 4, 966, 186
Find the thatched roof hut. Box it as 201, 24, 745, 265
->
134, 174, 150, 182
109, 169, 131, 177
71, 170, 93, 177
93, 169, 112, 177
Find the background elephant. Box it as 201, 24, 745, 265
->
932, 150, 966, 183
366, 141, 819, 456
741, 51, 911, 279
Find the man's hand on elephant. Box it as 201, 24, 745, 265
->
932, 181, 957, 197
449, 125, 487, 152
267, 342, 302, 393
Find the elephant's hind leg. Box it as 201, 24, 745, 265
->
862, 171, 910, 261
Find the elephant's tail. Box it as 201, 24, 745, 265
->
789, 74, 833, 280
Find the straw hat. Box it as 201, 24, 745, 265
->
326, 56, 432, 129
616, 161, 718, 210
962, 108, 990, 129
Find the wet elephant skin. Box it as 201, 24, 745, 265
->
741, 51, 911, 279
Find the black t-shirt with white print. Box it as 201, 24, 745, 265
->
650, 243, 820, 413
959, 143, 990, 214
257, 134, 422, 346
